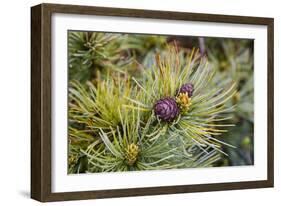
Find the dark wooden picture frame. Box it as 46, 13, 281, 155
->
31, 3, 274, 202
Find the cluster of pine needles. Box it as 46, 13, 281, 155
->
67, 31, 253, 174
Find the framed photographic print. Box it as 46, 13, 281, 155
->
31, 3, 274, 202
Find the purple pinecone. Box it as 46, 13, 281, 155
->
154, 98, 179, 122
178, 83, 194, 97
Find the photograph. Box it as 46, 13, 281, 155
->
67, 31, 254, 174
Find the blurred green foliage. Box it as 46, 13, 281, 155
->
205, 38, 254, 166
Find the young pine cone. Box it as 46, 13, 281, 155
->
154, 97, 179, 122
178, 83, 194, 97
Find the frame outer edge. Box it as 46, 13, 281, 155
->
31, 4, 53, 202
41, 3, 273, 25
30, 3, 275, 202
31, 4, 43, 201
267, 18, 274, 187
